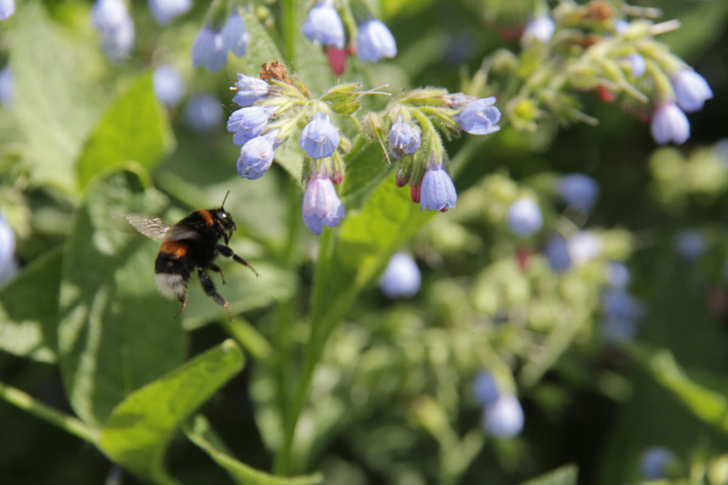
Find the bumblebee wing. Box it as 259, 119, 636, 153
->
126, 214, 170, 241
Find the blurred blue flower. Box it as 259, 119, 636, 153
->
379, 252, 421, 299
192, 27, 227, 73
232, 74, 269, 107
473, 371, 499, 406
184, 94, 223, 132
227, 106, 277, 146
613, 18, 629, 34
388, 117, 420, 158
302, 0, 345, 49
714, 138, 728, 166
300, 112, 340, 159
0, 0, 14, 21
626, 53, 646, 78
91, 0, 127, 31
455, 97, 501, 135
483, 394, 524, 439
567, 231, 602, 265
0, 215, 15, 274
602, 316, 639, 344
222, 12, 249, 58
153, 65, 185, 107
0, 66, 13, 107
544, 235, 571, 272
420, 163, 457, 212
558, 173, 599, 211
149, 0, 191, 25
302, 170, 346, 234
522, 15, 555, 43
674, 229, 706, 261
603, 288, 645, 322
640, 447, 675, 480
671, 69, 713, 113
606, 262, 630, 288
651, 102, 690, 145
506, 197, 542, 237
237, 130, 280, 180
100, 16, 135, 61
357, 19, 397, 63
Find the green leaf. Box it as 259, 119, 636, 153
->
11, 1, 106, 194
58, 166, 186, 427
519, 464, 578, 485
77, 72, 174, 191
184, 415, 322, 485
99, 340, 245, 485
339, 141, 391, 209
0, 248, 62, 362
628, 344, 728, 434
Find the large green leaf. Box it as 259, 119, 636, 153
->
58, 166, 186, 427
77, 72, 174, 191
0, 248, 62, 362
519, 465, 578, 485
11, 1, 106, 194
99, 340, 245, 485
184, 415, 322, 485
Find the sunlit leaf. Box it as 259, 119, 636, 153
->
519, 464, 578, 485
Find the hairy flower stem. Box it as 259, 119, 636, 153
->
281, 0, 297, 62
0, 380, 98, 444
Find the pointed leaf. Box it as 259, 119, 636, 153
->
100, 340, 245, 484
519, 465, 578, 485
77, 72, 175, 191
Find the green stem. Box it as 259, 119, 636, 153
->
219, 317, 273, 362
280, 0, 297, 63
0, 381, 98, 444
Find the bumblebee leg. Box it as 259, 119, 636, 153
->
198, 268, 232, 321
216, 244, 259, 277
209, 263, 226, 284
173, 297, 187, 319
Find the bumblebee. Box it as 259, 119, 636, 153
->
127, 193, 257, 319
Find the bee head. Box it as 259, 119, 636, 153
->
211, 209, 237, 233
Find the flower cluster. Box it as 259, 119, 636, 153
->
225, 62, 502, 234
192, 9, 250, 72
472, 371, 524, 439
91, 0, 135, 61
303, 0, 397, 73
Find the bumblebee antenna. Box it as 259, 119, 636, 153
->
221, 190, 231, 210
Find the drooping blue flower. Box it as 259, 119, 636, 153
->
473, 371, 499, 407
302, 170, 346, 234
506, 197, 542, 237
420, 163, 457, 212
606, 262, 630, 288
357, 19, 397, 63
483, 394, 524, 439
237, 130, 280, 180
299, 112, 340, 159
522, 15, 555, 43
100, 16, 136, 61
192, 27, 227, 73
557, 173, 600, 211
222, 12, 249, 57
567, 231, 602, 265
544, 235, 571, 272
651, 102, 690, 145
388, 117, 420, 158
232, 73, 269, 107
379, 252, 421, 299
674, 229, 706, 261
0, 0, 14, 21
0, 66, 13, 107
149, 0, 191, 25
455, 97, 501, 135
640, 447, 676, 480
227, 106, 277, 145
184, 94, 223, 132
626, 53, 646, 78
91, 0, 127, 31
153, 65, 185, 107
671, 69, 713, 113
302, 0, 345, 49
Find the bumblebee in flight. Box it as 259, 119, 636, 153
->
127, 193, 257, 319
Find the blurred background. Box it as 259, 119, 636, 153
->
0, 0, 727, 484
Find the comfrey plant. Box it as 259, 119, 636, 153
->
226, 62, 502, 233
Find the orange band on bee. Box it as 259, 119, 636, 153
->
197, 209, 215, 226
160, 239, 188, 258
